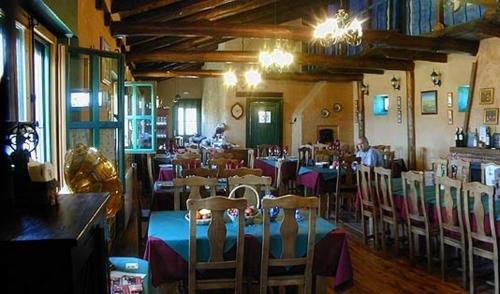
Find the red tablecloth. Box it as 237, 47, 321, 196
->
144, 228, 353, 290
254, 159, 277, 182
296, 170, 337, 195
158, 167, 173, 181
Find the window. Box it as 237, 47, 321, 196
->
33, 39, 50, 162
124, 82, 156, 153
258, 110, 272, 123
0, 30, 4, 80
16, 23, 27, 121
174, 99, 201, 136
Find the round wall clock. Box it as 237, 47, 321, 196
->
231, 103, 244, 120
320, 108, 330, 118
333, 103, 343, 112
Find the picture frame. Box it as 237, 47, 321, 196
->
457, 85, 469, 112
100, 37, 111, 85
230, 102, 244, 120
480, 88, 494, 105
484, 108, 499, 125
421, 90, 438, 115
447, 92, 453, 108
447, 109, 453, 125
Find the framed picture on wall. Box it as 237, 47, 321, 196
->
447, 92, 453, 108
484, 108, 499, 125
447, 109, 453, 125
457, 85, 470, 112
421, 90, 438, 115
480, 88, 494, 105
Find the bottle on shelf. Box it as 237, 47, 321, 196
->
485, 126, 491, 149
458, 127, 464, 147
454, 127, 459, 147
472, 128, 479, 147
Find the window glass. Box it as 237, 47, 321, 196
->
0, 31, 4, 80
177, 107, 185, 136
124, 82, 156, 153
373, 95, 389, 116
33, 39, 51, 162
16, 24, 27, 121
185, 108, 197, 135
174, 100, 201, 137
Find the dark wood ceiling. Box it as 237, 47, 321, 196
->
109, 0, 500, 81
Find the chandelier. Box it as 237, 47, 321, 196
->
313, 9, 363, 46
259, 47, 294, 72
223, 69, 262, 88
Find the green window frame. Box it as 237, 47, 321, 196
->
173, 99, 201, 137
33, 37, 51, 162
124, 81, 156, 154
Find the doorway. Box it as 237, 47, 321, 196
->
246, 98, 283, 148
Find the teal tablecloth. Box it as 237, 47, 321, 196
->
298, 166, 339, 181
391, 178, 500, 220
148, 210, 335, 262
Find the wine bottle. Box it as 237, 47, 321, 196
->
455, 127, 459, 147
485, 127, 491, 149
458, 128, 464, 147
473, 128, 479, 147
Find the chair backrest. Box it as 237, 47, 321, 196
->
260, 195, 319, 294
463, 182, 496, 245
187, 197, 247, 294
382, 150, 395, 169
357, 164, 375, 205
432, 158, 448, 178
337, 156, 358, 188
209, 158, 243, 173
172, 158, 202, 178
173, 176, 217, 210
228, 175, 272, 206
435, 176, 463, 236
177, 152, 201, 160
374, 166, 394, 214
220, 167, 263, 179
314, 149, 332, 163
248, 149, 255, 168
481, 162, 500, 186
183, 167, 218, 178
401, 171, 427, 223
257, 144, 281, 157
276, 160, 298, 189
298, 144, 313, 166
448, 158, 470, 182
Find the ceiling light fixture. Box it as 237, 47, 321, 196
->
223, 70, 238, 87
430, 69, 441, 86
259, 46, 294, 72
314, 9, 364, 46
244, 69, 262, 87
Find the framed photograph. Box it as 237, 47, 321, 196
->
447, 109, 453, 125
397, 110, 402, 124
480, 88, 494, 105
397, 96, 402, 109
484, 108, 499, 125
100, 37, 111, 85
447, 92, 453, 108
421, 90, 438, 115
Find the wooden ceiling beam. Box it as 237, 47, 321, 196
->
115, 0, 179, 18
127, 50, 414, 71
364, 48, 448, 63
133, 69, 363, 81
112, 21, 479, 54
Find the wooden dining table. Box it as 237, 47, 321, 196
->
144, 210, 353, 290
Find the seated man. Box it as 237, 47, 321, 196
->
355, 136, 384, 167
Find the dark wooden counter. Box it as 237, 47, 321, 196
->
449, 147, 500, 162
0, 193, 110, 294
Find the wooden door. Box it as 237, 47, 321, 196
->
246, 99, 283, 148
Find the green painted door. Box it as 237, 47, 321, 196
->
246, 99, 283, 148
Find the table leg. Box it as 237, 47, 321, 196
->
319, 194, 328, 218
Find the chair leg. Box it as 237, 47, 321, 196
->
494, 255, 499, 294
381, 221, 386, 253
426, 233, 432, 273
373, 215, 379, 250
440, 238, 446, 280
394, 223, 400, 257
361, 214, 368, 246
408, 228, 414, 265
335, 193, 340, 223
461, 247, 467, 289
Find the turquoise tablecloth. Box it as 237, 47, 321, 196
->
298, 166, 339, 181
148, 210, 335, 262
259, 158, 298, 168
391, 178, 500, 220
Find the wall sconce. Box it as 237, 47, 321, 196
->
361, 83, 369, 95
173, 94, 181, 104
390, 75, 400, 90
430, 69, 441, 86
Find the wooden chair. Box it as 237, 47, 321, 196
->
382, 150, 395, 169
331, 157, 358, 223
276, 159, 299, 194
432, 158, 449, 178
260, 195, 319, 294
173, 176, 217, 210
481, 162, 500, 186
209, 158, 243, 174
228, 175, 272, 207
220, 167, 263, 179
374, 166, 402, 256
314, 149, 333, 163
126, 163, 150, 256
257, 144, 281, 158
184, 167, 218, 178
187, 197, 247, 294
463, 182, 497, 294
448, 158, 471, 182
434, 176, 466, 287
357, 164, 379, 248
402, 170, 432, 272
298, 144, 314, 167
172, 158, 202, 178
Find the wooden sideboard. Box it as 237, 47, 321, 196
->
449, 147, 500, 162
0, 193, 110, 294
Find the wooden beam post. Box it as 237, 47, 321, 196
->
463, 62, 478, 133
433, 0, 445, 31
356, 81, 366, 138
406, 70, 416, 170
